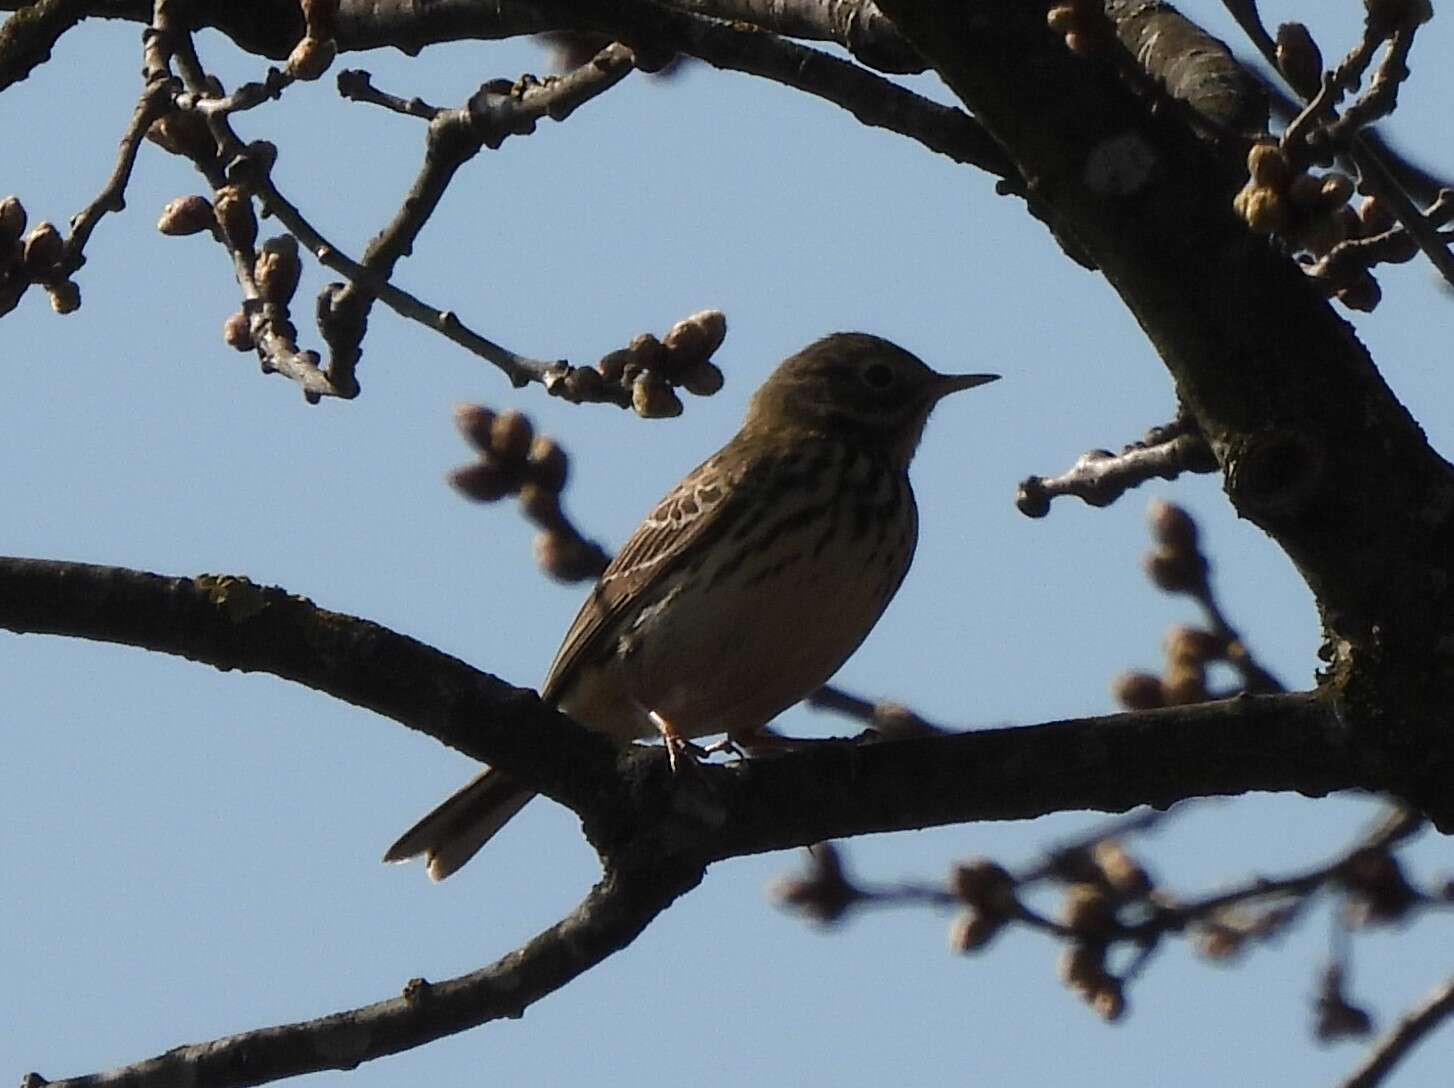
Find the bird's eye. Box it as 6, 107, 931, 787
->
862, 363, 894, 389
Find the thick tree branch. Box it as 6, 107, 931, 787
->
0, 0, 1013, 182
0, 556, 1390, 865
0, 0, 86, 91
876, 0, 1454, 826
29, 862, 702, 1088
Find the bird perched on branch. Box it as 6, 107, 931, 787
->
385, 332, 998, 879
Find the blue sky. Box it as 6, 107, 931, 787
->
3, 3, 1452, 1085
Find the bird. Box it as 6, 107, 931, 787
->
384, 332, 998, 880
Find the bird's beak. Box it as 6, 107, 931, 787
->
931, 372, 1000, 399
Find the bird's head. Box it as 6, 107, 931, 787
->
743, 332, 999, 468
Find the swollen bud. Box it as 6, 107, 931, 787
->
213, 185, 258, 251
223, 310, 255, 351
662, 308, 727, 363
1111, 671, 1166, 711
45, 279, 81, 314
449, 461, 513, 503
1275, 23, 1324, 99
157, 195, 216, 237
632, 372, 684, 418
490, 410, 534, 462
0, 195, 26, 245
22, 221, 64, 278
1147, 500, 1198, 553
287, 35, 337, 81
679, 360, 725, 397
454, 404, 497, 451
255, 235, 302, 304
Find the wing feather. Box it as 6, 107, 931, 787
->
540, 441, 765, 703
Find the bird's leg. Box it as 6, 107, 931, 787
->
647, 709, 706, 773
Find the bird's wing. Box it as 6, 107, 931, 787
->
540, 440, 767, 704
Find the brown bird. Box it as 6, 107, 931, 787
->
385, 332, 998, 879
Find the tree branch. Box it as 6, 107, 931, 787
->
1340, 973, 1454, 1088
0, 556, 1386, 865
875, 0, 1454, 827
28, 862, 702, 1088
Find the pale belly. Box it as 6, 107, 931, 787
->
557, 468, 916, 743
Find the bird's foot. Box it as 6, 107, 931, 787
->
648, 710, 708, 773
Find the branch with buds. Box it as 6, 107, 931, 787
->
1223, 1, 1454, 300
772, 804, 1453, 1065
1112, 500, 1283, 710
1016, 417, 1217, 518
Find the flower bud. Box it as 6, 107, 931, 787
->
679, 360, 725, 397
949, 858, 1016, 914
1358, 195, 1395, 234
0, 195, 26, 245
948, 910, 1004, 953
287, 35, 337, 81
1147, 500, 1197, 549
1337, 272, 1382, 312
45, 279, 80, 314
1058, 943, 1109, 995
527, 435, 569, 493
1161, 663, 1208, 706
597, 348, 633, 383
449, 460, 513, 502
1246, 143, 1289, 189
663, 308, 727, 363
255, 235, 302, 304
1195, 923, 1245, 961
1163, 625, 1224, 666
213, 185, 257, 251
1275, 22, 1324, 99
223, 310, 255, 351
1092, 983, 1127, 1022
1319, 173, 1354, 208
157, 195, 216, 237
632, 372, 683, 418
453, 404, 496, 450
1062, 883, 1116, 938
1145, 550, 1206, 594
1237, 185, 1287, 235
628, 332, 668, 370
23, 221, 64, 278
564, 364, 605, 399
1046, 4, 1078, 32
1111, 671, 1166, 711
1092, 840, 1152, 899
146, 111, 218, 161
490, 409, 534, 461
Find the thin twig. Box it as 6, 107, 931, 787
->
1016, 417, 1218, 518
61, 65, 175, 273
180, 63, 294, 117
806, 684, 949, 737
1341, 974, 1454, 1088
321, 41, 637, 394
336, 68, 442, 119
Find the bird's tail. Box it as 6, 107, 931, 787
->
383, 769, 535, 881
